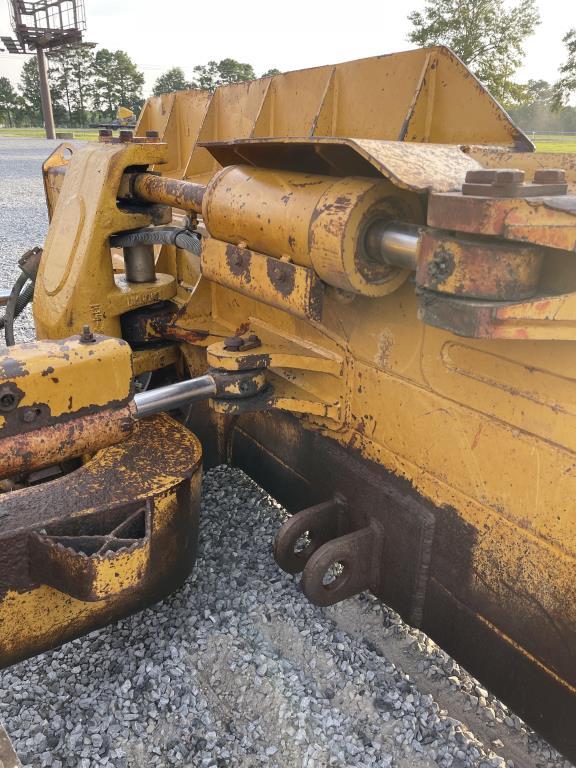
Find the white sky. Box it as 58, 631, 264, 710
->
0, 0, 570, 96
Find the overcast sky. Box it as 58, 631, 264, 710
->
0, 0, 570, 96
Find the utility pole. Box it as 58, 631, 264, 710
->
36, 47, 56, 140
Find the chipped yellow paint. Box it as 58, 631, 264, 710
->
0, 336, 132, 419
0, 416, 202, 667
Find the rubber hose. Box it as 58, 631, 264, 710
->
110, 227, 201, 256
0, 280, 35, 333
173, 230, 202, 255
4, 271, 29, 347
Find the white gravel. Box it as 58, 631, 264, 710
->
0, 139, 573, 768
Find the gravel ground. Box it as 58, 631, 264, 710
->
0, 138, 573, 768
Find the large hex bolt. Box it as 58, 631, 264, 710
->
533, 168, 567, 184
0, 384, 22, 412
223, 336, 244, 351
79, 325, 95, 344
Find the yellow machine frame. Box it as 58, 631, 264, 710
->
0, 46, 574, 760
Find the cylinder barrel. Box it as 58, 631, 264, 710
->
202, 165, 334, 268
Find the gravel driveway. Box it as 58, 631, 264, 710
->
0, 138, 572, 768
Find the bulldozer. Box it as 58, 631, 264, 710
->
0, 45, 575, 763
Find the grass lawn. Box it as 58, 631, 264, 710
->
2, 127, 575, 152
533, 140, 576, 153
0, 127, 99, 140
530, 134, 576, 153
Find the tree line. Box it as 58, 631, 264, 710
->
0, 52, 279, 128
0, 47, 144, 127
0, 0, 575, 132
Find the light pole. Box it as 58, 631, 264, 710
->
36, 46, 56, 140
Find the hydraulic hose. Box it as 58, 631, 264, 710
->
0, 281, 34, 334
109, 227, 202, 256
4, 271, 29, 347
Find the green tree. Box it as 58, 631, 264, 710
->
553, 29, 576, 109
93, 49, 144, 118
262, 68, 281, 77
507, 79, 576, 132
18, 56, 65, 125
113, 51, 145, 113
19, 57, 44, 124
0, 77, 19, 127
191, 59, 256, 91
407, 0, 540, 105
153, 67, 190, 95
49, 46, 95, 125
93, 48, 116, 117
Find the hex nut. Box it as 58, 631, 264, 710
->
224, 337, 244, 351
533, 168, 567, 184
464, 169, 498, 184
494, 169, 525, 185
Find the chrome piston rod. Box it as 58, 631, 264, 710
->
134, 374, 217, 419
365, 221, 421, 271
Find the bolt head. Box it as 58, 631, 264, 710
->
464, 169, 498, 184
119, 130, 134, 143
272, 265, 287, 282
22, 408, 37, 423
79, 325, 95, 343
0, 392, 17, 411
494, 169, 525, 186
223, 336, 244, 351
533, 168, 566, 184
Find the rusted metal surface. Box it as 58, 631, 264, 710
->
25, 43, 576, 764
462, 167, 568, 198
133, 172, 205, 213
201, 239, 325, 322
0, 335, 133, 434
183, 406, 575, 760
274, 499, 348, 574
464, 146, 576, 191
202, 137, 483, 194
29, 502, 148, 602
211, 368, 267, 399
0, 414, 202, 668
418, 289, 576, 340
0, 723, 21, 768
301, 526, 374, 607
205, 329, 344, 420
416, 230, 543, 300
197, 163, 421, 297
428, 191, 576, 253
0, 335, 136, 477
0, 404, 134, 480
274, 498, 376, 607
